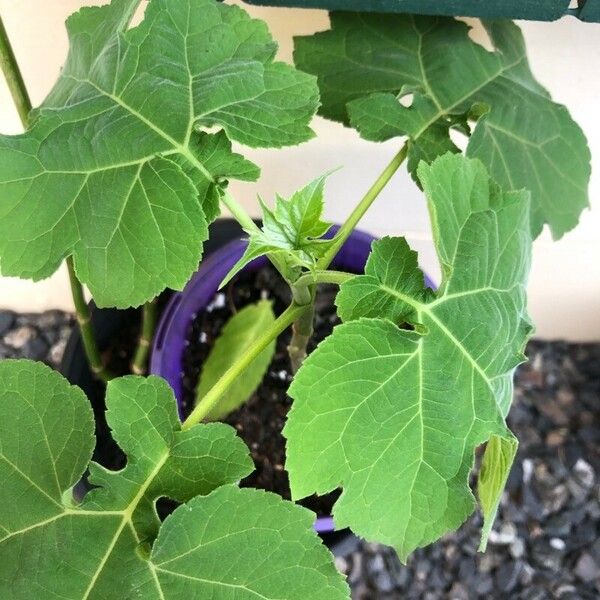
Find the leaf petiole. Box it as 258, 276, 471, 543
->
293, 270, 355, 288
220, 190, 262, 236
317, 142, 408, 270
66, 257, 114, 383
0, 14, 31, 126
131, 299, 158, 375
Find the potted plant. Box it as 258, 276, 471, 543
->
0, 0, 591, 597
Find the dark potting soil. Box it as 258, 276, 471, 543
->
71, 298, 171, 473
180, 264, 341, 517
97, 315, 142, 469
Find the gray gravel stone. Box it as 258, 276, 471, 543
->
21, 335, 50, 360
574, 553, 599, 583
0, 310, 15, 336
495, 559, 523, 593
4, 324, 37, 349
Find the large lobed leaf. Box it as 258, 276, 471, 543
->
294, 13, 590, 239
0, 360, 348, 599
285, 154, 532, 560
0, 0, 318, 308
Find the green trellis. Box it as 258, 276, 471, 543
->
242, 0, 600, 22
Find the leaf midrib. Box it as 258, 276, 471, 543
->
335, 15, 526, 140
63, 74, 216, 184
80, 449, 170, 599
0, 447, 173, 597
152, 567, 274, 600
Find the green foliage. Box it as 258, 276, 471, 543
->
285, 154, 533, 559
0, 0, 592, 582
196, 299, 277, 420
0, 360, 348, 599
478, 434, 518, 551
0, 0, 318, 308
222, 174, 334, 285
294, 13, 590, 238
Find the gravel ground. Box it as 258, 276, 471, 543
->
1, 310, 599, 599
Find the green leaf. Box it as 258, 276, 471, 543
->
180, 130, 261, 224
0, 0, 318, 308
0, 360, 95, 542
285, 154, 533, 560
151, 485, 349, 599
0, 360, 348, 599
222, 174, 334, 285
196, 300, 277, 420
336, 236, 433, 324
294, 13, 590, 238
0, 360, 235, 595
478, 434, 518, 552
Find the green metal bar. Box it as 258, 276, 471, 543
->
242, 0, 594, 22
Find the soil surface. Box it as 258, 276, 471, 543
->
181, 264, 341, 517
3, 310, 599, 598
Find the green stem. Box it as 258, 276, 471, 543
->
287, 281, 315, 373
286, 270, 356, 371
284, 143, 409, 370
183, 303, 304, 429
131, 299, 157, 375
287, 299, 314, 374
294, 270, 355, 289
221, 190, 261, 235
66, 258, 114, 383
0, 14, 31, 127
317, 142, 408, 270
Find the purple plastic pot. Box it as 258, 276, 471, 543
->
150, 224, 432, 535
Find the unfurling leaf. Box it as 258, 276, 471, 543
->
295, 13, 590, 238
0, 360, 349, 599
222, 174, 334, 286
196, 300, 277, 420
478, 434, 518, 551
285, 154, 533, 560
0, 0, 318, 308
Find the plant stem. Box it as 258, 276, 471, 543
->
66, 258, 114, 383
287, 281, 315, 373
294, 270, 355, 288
287, 299, 315, 374
221, 190, 261, 235
286, 269, 355, 371
317, 142, 408, 270
0, 14, 31, 127
183, 303, 304, 428
131, 299, 157, 375
285, 143, 408, 370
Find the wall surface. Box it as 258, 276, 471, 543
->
0, 0, 599, 340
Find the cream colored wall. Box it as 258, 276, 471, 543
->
1, 1, 599, 340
